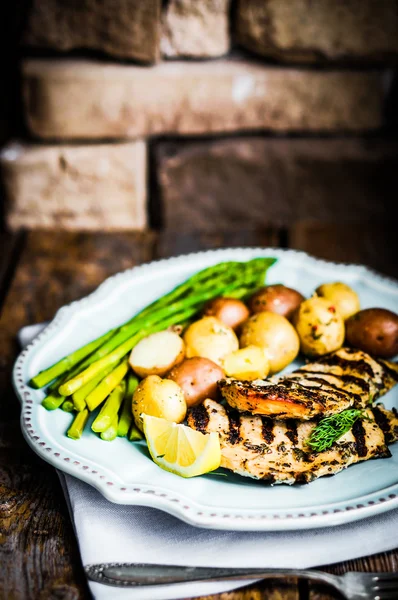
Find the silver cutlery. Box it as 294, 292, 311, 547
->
85, 562, 398, 599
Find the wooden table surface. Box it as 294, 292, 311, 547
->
1, 223, 397, 600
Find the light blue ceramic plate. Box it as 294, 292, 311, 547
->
13, 248, 398, 531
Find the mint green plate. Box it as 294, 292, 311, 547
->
13, 248, 398, 531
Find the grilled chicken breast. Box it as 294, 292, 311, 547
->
188, 399, 398, 484
219, 348, 398, 420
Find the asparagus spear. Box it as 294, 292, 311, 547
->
59, 306, 196, 396
30, 329, 115, 389
72, 363, 116, 412
42, 359, 98, 411
61, 399, 75, 413
41, 391, 65, 411
75, 261, 253, 365
86, 361, 129, 412
35, 258, 276, 398
100, 414, 119, 441
117, 374, 139, 437
32, 260, 269, 390
128, 422, 144, 441
67, 409, 90, 440
91, 381, 126, 433
60, 261, 268, 397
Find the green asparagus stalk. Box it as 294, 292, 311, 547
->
35, 258, 276, 398
91, 381, 126, 433
61, 399, 75, 413
32, 260, 267, 386
30, 329, 116, 389
42, 360, 95, 411
100, 414, 119, 441
128, 422, 144, 441
86, 362, 129, 413
79, 261, 258, 361
60, 261, 269, 398
134, 261, 243, 318
49, 264, 242, 391
67, 409, 90, 440
59, 306, 196, 397
117, 374, 139, 437
72, 363, 116, 412
41, 391, 65, 411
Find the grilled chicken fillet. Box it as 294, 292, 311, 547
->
188, 399, 398, 484
219, 348, 398, 420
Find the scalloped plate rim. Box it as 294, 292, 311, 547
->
13, 246, 398, 532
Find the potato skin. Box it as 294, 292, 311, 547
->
202, 297, 250, 330
183, 316, 239, 366
293, 297, 345, 357
316, 282, 360, 321
345, 308, 398, 358
167, 357, 224, 407
132, 375, 187, 431
249, 285, 304, 320
240, 312, 300, 374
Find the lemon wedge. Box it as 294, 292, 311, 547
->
142, 414, 221, 478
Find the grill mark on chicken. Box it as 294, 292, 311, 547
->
372, 405, 398, 444
261, 417, 275, 444
226, 407, 241, 445
377, 359, 398, 382
296, 370, 370, 394
189, 403, 209, 434
187, 399, 398, 485
352, 419, 367, 457
283, 378, 351, 403
219, 348, 398, 420
317, 354, 377, 380
287, 375, 362, 404
285, 420, 299, 445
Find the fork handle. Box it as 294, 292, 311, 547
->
85, 562, 338, 589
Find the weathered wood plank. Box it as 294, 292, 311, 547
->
0, 231, 156, 600
0, 230, 156, 415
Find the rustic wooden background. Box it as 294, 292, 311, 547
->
1, 223, 397, 600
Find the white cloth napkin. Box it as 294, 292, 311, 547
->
19, 323, 398, 600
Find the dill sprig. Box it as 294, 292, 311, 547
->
306, 409, 365, 453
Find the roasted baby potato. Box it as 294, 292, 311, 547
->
202, 297, 250, 330
129, 330, 185, 378
240, 312, 300, 374
346, 308, 398, 358
183, 316, 239, 366
132, 375, 186, 431
248, 284, 304, 320
293, 296, 345, 357
223, 345, 270, 381
167, 357, 224, 407
316, 282, 360, 321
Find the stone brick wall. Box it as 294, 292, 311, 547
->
1, 0, 397, 231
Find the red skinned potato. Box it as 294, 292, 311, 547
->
345, 308, 398, 358
202, 297, 250, 330
249, 285, 304, 320
167, 357, 224, 407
